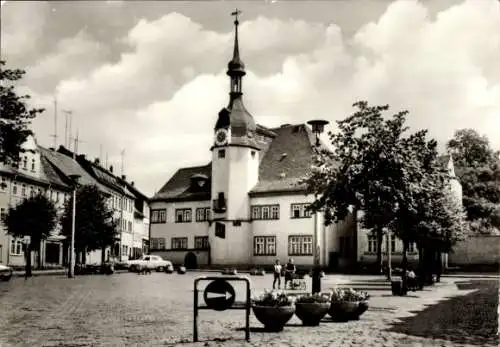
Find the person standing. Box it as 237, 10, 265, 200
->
284, 258, 296, 289
272, 259, 282, 290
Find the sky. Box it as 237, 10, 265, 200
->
1, 0, 499, 197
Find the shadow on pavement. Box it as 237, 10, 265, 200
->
387, 280, 499, 346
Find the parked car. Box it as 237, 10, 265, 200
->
0, 264, 13, 282
127, 255, 173, 272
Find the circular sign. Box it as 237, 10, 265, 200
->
203, 279, 236, 311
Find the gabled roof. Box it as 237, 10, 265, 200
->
151, 163, 212, 202
249, 124, 319, 195
152, 123, 327, 201
39, 146, 114, 195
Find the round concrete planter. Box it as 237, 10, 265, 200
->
252, 305, 295, 332
328, 301, 368, 322
295, 302, 330, 326
177, 266, 186, 274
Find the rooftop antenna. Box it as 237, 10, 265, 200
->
50, 97, 58, 149
70, 129, 85, 160
105, 152, 108, 169
99, 144, 103, 165
63, 110, 72, 148
120, 149, 125, 177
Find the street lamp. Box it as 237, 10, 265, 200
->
68, 174, 80, 278
307, 119, 329, 294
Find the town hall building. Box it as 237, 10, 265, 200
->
149, 13, 462, 271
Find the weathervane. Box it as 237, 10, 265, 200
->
231, 8, 241, 25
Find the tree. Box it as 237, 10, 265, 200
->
60, 185, 118, 267
303, 101, 434, 273
0, 60, 44, 165
4, 194, 58, 276
447, 129, 500, 233
447, 129, 496, 168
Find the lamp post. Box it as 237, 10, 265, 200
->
307, 119, 329, 294
68, 174, 80, 278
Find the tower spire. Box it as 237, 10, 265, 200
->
231, 9, 241, 63
227, 9, 246, 99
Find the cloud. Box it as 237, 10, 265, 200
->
7, 0, 500, 196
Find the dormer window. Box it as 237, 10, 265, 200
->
190, 174, 209, 191
31, 158, 35, 171
22, 157, 27, 170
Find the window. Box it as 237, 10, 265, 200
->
0, 208, 6, 221
288, 235, 313, 256
56, 192, 60, 202
290, 203, 312, 219
10, 238, 22, 255
150, 237, 166, 250
22, 157, 27, 170
30, 187, 35, 198
128, 221, 132, 232
218, 149, 225, 158
408, 242, 416, 253
12, 183, 17, 195
175, 208, 192, 223
22, 184, 27, 197
251, 205, 280, 220
251, 151, 256, 158
0, 176, 6, 191
390, 234, 396, 253
171, 237, 188, 250
194, 236, 209, 249
253, 236, 276, 256
31, 158, 35, 171
151, 209, 167, 223
367, 234, 377, 253
122, 245, 128, 257
196, 207, 211, 222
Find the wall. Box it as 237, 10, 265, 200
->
249, 194, 317, 267
449, 236, 500, 265
152, 250, 209, 266
149, 200, 210, 250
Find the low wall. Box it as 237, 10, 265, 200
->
151, 250, 209, 266
449, 235, 500, 266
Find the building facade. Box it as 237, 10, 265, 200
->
149, 15, 464, 270
149, 16, 356, 269
0, 136, 70, 267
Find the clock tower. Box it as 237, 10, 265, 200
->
210, 10, 260, 265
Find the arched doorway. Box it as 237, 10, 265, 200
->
184, 252, 197, 269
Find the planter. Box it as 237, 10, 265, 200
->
391, 280, 408, 296
295, 302, 330, 326
177, 266, 186, 274
328, 301, 364, 322
252, 305, 295, 332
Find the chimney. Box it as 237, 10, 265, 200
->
121, 175, 126, 180
94, 158, 100, 165
109, 165, 113, 173
131, 181, 135, 186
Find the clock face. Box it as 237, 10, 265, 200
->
215, 128, 229, 146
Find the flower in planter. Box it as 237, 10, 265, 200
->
252, 290, 295, 307
329, 288, 370, 302
296, 292, 331, 304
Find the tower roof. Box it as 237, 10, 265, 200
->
227, 9, 245, 76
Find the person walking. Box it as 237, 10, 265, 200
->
284, 258, 296, 289
272, 259, 282, 290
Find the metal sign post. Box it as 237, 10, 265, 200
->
193, 276, 251, 342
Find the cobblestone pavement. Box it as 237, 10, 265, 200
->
0, 272, 497, 347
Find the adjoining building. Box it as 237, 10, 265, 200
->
0, 136, 150, 268
149, 15, 464, 271
0, 136, 70, 268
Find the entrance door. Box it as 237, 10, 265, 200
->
184, 252, 197, 269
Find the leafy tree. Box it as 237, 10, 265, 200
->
447, 129, 500, 233
447, 129, 496, 168
304, 101, 469, 281
61, 184, 118, 266
0, 60, 44, 165
4, 194, 58, 276
303, 101, 435, 273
